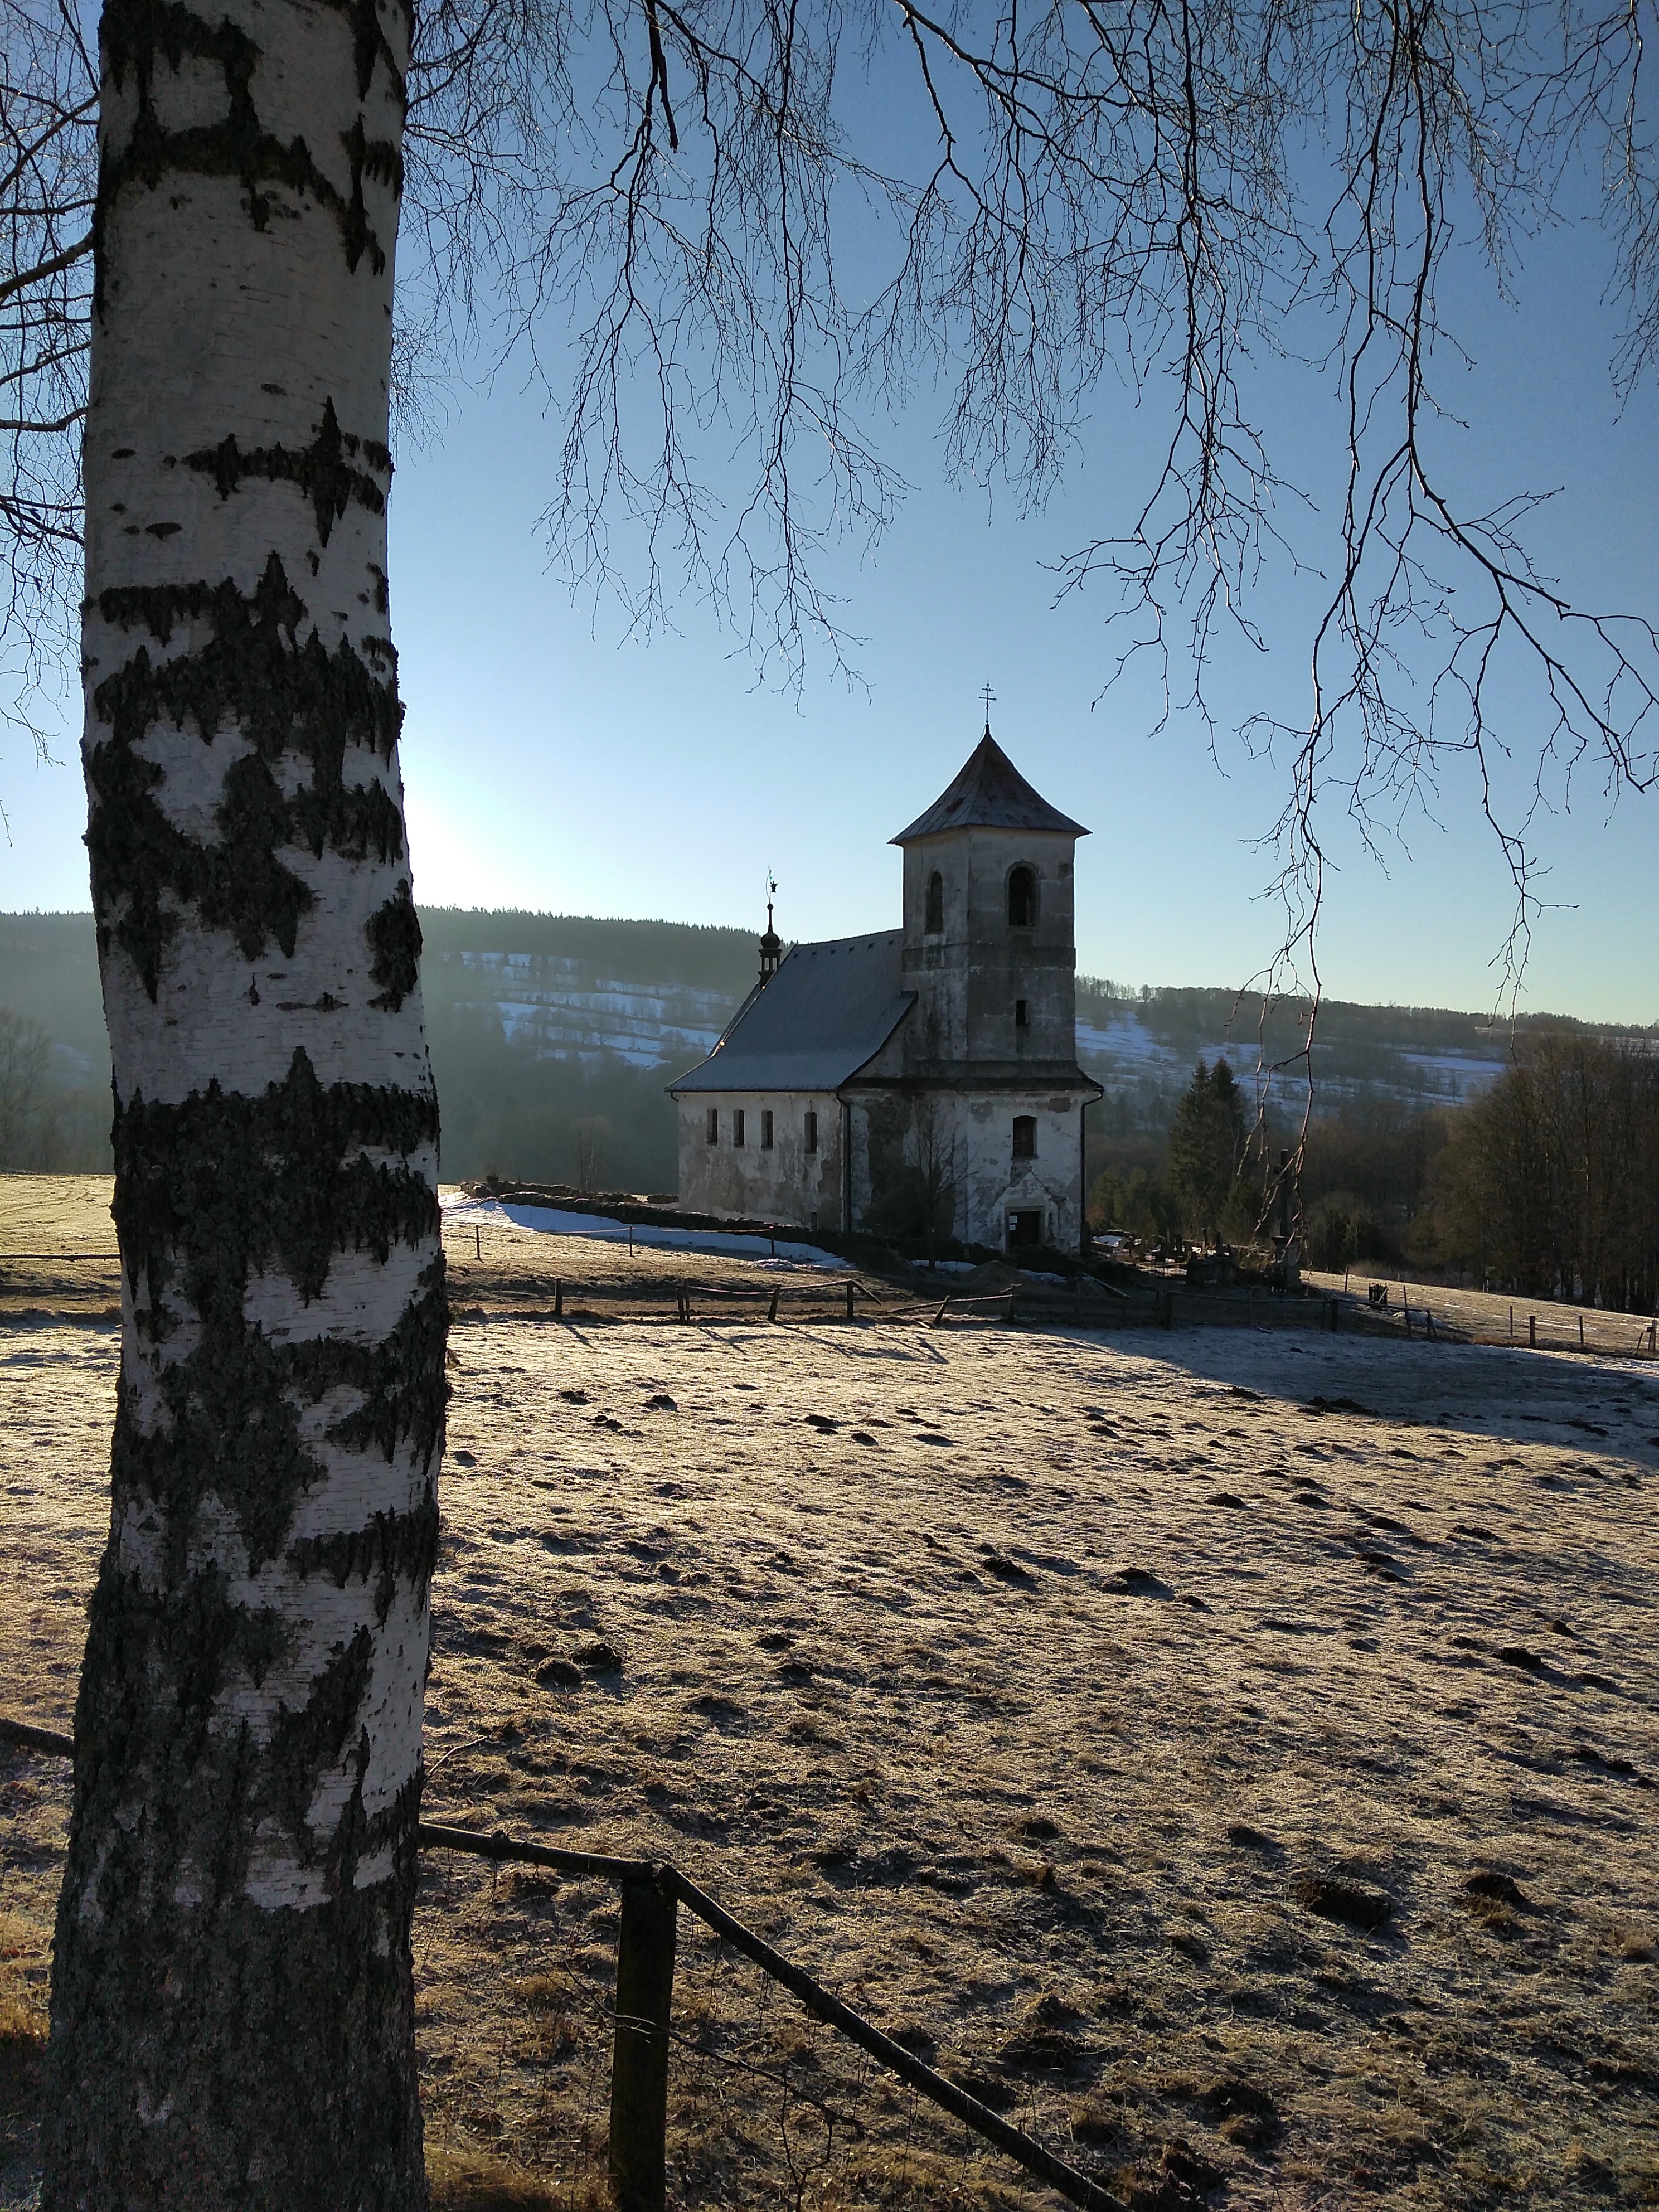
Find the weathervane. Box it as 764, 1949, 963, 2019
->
758, 871, 782, 979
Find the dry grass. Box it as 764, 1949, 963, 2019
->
1303, 1269, 1657, 1361
0, 1911, 48, 2209
2, 1174, 1657, 2209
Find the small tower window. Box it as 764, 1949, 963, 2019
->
1015, 998, 1029, 1030
706, 1108, 719, 1144
1012, 1115, 1037, 1159
804, 1110, 818, 1153
761, 1109, 774, 1149
733, 1109, 746, 1147
925, 870, 944, 934
1007, 866, 1037, 928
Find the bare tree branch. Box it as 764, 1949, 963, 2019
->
4, 0, 1655, 1007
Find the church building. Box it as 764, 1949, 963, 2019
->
668, 729, 1102, 1254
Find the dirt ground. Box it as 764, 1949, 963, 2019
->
2, 1176, 1656, 2210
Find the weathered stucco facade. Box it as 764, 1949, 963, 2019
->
670, 734, 1101, 1253
676, 1090, 844, 1231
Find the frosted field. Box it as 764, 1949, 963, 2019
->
2, 1299, 1655, 2208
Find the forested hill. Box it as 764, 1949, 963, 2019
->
2, 909, 1649, 1185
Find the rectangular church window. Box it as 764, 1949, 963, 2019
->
761, 1110, 774, 1148
734, 1110, 746, 1147
1015, 999, 1029, 1029
804, 1111, 818, 1153
706, 1108, 719, 1144
1012, 1115, 1037, 1158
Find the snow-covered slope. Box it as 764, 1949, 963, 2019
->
442, 950, 734, 1068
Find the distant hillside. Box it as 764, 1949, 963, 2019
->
3, 910, 1650, 1182
1073, 978, 1552, 1111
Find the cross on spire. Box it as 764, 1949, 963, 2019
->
979, 681, 996, 734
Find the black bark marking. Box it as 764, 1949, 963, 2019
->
366, 879, 420, 1010
46, 1052, 442, 2199
316, 0, 409, 104
48, 1559, 428, 2205
268, 1627, 375, 1840
185, 398, 390, 548
287, 1495, 440, 1626
113, 1042, 439, 1299
98, 0, 402, 289
111, 1046, 443, 1566
89, 552, 403, 996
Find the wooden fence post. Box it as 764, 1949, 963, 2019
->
1005, 1286, 1017, 1326
554, 1279, 563, 1319
846, 1280, 856, 1322
767, 1287, 780, 1323
1529, 1313, 1536, 1348
609, 1873, 678, 2212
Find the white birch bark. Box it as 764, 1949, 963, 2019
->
46, 0, 440, 2199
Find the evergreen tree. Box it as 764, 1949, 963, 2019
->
1168, 1058, 1248, 1247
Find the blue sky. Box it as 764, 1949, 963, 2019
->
2, 144, 1653, 1022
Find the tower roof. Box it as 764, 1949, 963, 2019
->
890, 731, 1089, 844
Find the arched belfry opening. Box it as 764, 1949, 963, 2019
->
925, 870, 944, 934
1007, 865, 1037, 928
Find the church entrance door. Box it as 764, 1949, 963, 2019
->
1006, 1210, 1042, 1251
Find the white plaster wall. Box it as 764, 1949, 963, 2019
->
947, 1092, 1085, 1250
845, 1088, 1085, 1252
675, 1093, 843, 1228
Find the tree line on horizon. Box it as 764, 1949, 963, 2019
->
3, 909, 1650, 1190
1090, 1037, 1659, 1311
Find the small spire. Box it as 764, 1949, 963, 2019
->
758, 870, 782, 981
979, 679, 996, 737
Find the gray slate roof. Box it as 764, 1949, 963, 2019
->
891, 732, 1089, 843
667, 933, 913, 1095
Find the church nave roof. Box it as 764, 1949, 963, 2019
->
667, 932, 914, 1095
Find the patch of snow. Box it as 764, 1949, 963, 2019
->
444, 1195, 851, 1270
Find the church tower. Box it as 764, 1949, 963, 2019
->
891, 725, 1089, 1078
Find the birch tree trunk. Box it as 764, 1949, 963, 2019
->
44, 0, 440, 2200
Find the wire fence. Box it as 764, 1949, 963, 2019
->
0, 1721, 1126, 2212
419, 1848, 1111, 2210
5, 1243, 1651, 1359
